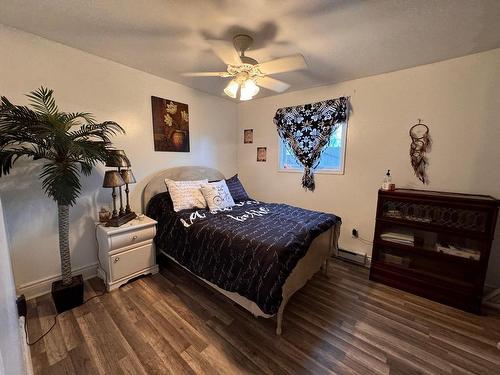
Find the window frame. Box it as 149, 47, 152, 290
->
277, 121, 348, 175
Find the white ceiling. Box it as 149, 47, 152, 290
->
1, 0, 500, 101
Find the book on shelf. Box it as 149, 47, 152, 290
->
436, 243, 480, 260
381, 253, 411, 267
384, 210, 432, 223
380, 231, 414, 245
386, 210, 402, 218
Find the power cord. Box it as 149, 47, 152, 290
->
24, 291, 105, 346
355, 236, 373, 245
25, 223, 107, 346
352, 233, 373, 245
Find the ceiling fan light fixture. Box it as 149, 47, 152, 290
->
223, 79, 239, 99
244, 79, 260, 96
187, 34, 306, 99
239, 91, 253, 101
239, 79, 259, 101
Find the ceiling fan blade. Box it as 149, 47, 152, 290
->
182, 72, 227, 77
207, 40, 242, 66
257, 76, 291, 93
258, 54, 307, 75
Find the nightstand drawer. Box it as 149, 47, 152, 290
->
109, 226, 155, 251
110, 243, 155, 281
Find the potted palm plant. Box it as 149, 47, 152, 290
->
0, 87, 124, 313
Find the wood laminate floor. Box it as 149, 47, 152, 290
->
27, 258, 500, 374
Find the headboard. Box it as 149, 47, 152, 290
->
142, 166, 225, 212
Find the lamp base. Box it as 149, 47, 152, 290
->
106, 211, 137, 227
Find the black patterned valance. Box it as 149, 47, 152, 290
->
273, 97, 349, 191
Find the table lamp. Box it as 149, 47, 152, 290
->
102, 171, 125, 226
104, 150, 136, 226
120, 168, 136, 215
106, 150, 130, 215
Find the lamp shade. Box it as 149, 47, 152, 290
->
106, 150, 131, 167
102, 171, 125, 188
120, 169, 136, 184
240, 79, 259, 101
223, 79, 239, 99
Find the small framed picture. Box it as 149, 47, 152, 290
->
257, 147, 267, 162
244, 129, 253, 144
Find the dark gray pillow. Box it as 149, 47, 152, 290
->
225, 174, 250, 202
146, 191, 174, 220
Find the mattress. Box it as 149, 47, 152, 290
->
147, 194, 340, 315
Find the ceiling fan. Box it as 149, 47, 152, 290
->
183, 34, 307, 100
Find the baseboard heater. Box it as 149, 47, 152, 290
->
336, 248, 369, 266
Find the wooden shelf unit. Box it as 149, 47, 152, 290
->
369, 188, 499, 313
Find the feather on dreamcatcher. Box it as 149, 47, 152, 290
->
409, 119, 431, 184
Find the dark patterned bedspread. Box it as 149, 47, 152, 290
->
147, 193, 340, 315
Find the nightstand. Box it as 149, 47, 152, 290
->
96, 216, 159, 291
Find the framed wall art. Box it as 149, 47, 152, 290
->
257, 147, 267, 162
244, 129, 253, 144
151, 96, 190, 152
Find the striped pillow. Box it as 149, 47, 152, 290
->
225, 174, 250, 202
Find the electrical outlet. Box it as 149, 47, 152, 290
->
352, 228, 358, 238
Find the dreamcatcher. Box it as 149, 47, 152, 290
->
409, 119, 431, 184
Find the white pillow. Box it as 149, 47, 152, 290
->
164, 178, 208, 212
200, 180, 235, 211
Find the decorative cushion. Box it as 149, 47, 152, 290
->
164, 179, 208, 212
146, 192, 174, 217
200, 180, 235, 211
225, 174, 250, 201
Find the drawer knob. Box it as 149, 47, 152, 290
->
113, 257, 120, 263
132, 235, 138, 241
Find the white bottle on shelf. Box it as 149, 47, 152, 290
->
382, 170, 392, 190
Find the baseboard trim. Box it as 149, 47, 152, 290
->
17, 262, 98, 300
335, 248, 371, 267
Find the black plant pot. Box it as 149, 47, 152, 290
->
51, 274, 84, 313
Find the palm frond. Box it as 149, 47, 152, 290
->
68, 140, 109, 164
0, 149, 23, 176
62, 112, 96, 126
0, 99, 46, 130
68, 122, 124, 148
0, 146, 54, 176
40, 162, 82, 206
78, 161, 94, 176
77, 121, 124, 136
0, 87, 125, 206
0, 127, 53, 149
26, 87, 59, 116
0, 97, 54, 147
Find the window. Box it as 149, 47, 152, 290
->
278, 122, 347, 174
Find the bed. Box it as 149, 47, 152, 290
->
142, 166, 341, 334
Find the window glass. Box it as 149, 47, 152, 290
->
279, 123, 346, 173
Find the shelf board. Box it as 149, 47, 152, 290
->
377, 217, 490, 240
374, 239, 481, 264
369, 263, 480, 313
378, 188, 498, 203
370, 261, 475, 289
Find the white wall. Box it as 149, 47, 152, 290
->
0, 24, 238, 297
237, 48, 500, 287
0, 198, 27, 375
2, 22, 500, 297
